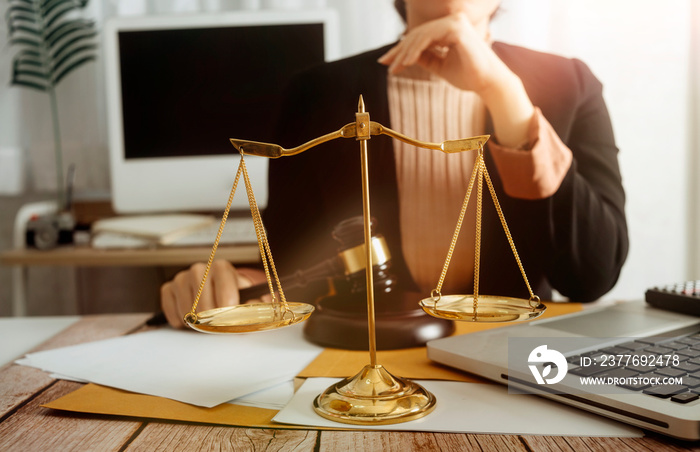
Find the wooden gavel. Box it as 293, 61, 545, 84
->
238, 216, 391, 302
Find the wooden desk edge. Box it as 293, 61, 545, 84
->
0, 245, 260, 267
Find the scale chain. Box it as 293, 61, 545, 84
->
473, 155, 484, 315
186, 160, 244, 322
481, 162, 537, 303
431, 145, 540, 316
433, 146, 483, 299
241, 156, 288, 308
186, 154, 288, 325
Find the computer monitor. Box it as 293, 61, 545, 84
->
104, 10, 340, 214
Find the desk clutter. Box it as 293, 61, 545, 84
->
20, 199, 258, 251
15, 308, 641, 437
90, 213, 257, 249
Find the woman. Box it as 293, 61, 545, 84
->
161, 0, 628, 328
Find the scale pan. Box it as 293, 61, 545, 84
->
186, 302, 314, 333
419, 294, 545, 322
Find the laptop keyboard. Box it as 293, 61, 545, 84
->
566, 333, 700, 404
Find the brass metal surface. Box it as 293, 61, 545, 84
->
312, 364, 436, 425
230, 124, 489, 158
419, 294, 546, 322
187, 95, 540, 425
338, 235, 391, 276
184, 155, 296, 332
186, 302, 314, 333
427, 146, 545, 322
357, 96, 378, 368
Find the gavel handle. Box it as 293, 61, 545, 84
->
238, 257, 343, 302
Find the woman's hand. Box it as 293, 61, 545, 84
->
379, 13, 507, 94
160, 260, 263, 329
378, 12, 535, 148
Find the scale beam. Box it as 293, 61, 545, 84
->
230, 124, 490, 158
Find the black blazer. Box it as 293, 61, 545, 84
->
263, 42, 628, 303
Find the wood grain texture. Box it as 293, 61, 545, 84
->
317, 431, 528, 451
0, 380, 141, 452
0, 314, 149, 418
126, 424, 317, 451
521, 434, 699, 452
4, 313, 700, 451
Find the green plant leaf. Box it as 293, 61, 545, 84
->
15, 56, 43, 67
9, 24, 41, 36
52, 54, 94, 85
46, 5, 79, 28
16, 48, 41, 59
6, 4, 33, 12
42, 0, 75, 11
52, 44, 95, 74
42, 0, 85, 20
14, 68, 49, 79
8, 0, 34, 7
53, 39, 97, 63
51, 32, 95, 60
13, 59, 49, 80
45, 19, 82, 43
7, 14, 39, 33
44, 1, 84, 27
46, 19, 93, 48
8, 0, 96, 89
10, 79, 48, 92
41, 0, 73, 8
12, 50, 46, 79
6, 6, 37, 24
10, 36, 42, 48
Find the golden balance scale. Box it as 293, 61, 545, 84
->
183, 96, 546, 425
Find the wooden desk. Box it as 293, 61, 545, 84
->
0, 314, 697, 451
0, 244, 261, 267
0, 245, 260, 316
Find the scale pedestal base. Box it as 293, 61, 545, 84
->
312, 364, 436, 425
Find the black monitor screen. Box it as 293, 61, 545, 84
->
118, 23, 325, 159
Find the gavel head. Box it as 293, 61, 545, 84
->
331, 217, 393, 293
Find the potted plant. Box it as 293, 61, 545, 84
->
6, 0, 97, 248
6, 0, 97, 209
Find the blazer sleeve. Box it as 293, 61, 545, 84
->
539, 58, 629, 301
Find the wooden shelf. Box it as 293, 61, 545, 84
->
0, 244, 260, 267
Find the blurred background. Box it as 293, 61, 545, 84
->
0, 0, 698, 316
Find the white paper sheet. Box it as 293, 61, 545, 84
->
18, 324, 322, 408
273, 378, 643, 437
0, 316, 79, 367
229, 380, 295, 410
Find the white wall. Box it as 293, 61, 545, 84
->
0, 0, 696, 306
690, 0, 700, 280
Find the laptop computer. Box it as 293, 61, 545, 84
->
426, 300, 700, 440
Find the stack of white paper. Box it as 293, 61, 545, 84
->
17, 324, 323, 408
